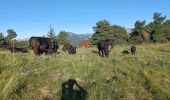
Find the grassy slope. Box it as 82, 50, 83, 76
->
0, 43, 170, 100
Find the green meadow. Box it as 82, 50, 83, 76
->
0, 43, 170, 100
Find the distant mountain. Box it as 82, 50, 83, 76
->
67, 32, 92, 46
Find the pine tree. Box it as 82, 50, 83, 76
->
47, 26, 57, 41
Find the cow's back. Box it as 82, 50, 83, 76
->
29, 37, 50, 47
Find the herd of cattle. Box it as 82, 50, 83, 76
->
0, 36, 136, 57
29, 37, 136, 57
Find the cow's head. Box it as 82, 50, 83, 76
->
49, 41, 58, 53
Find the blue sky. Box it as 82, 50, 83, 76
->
0, 0, 170, 39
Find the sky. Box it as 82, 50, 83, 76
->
0, 0, 170, 39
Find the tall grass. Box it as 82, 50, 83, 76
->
0, 43, 170, 100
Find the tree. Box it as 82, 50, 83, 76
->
93, 20, 110, 40
109, 25, 129, 44
92, 20, 128, 44
57, 31, 69, 44
0, 32, 4, 39
145, 22, 155, 33
0, 32, 5, 47
134, 20, 145, 34
130, 20, 146, 43
163, 20, 170, 41
150, 12, 167, 42
153, 12, 166, 25
47, 26, 57, 41
6, 29, 17, 42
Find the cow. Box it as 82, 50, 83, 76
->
50, 41, 58, 53
29, 37, 58, 55
68, 46, 76, 54
131, 45, 136, 55
39, 41, 58, 54
62, 43, 72, 52
97, 39, 115, 57
1, 40, 29, 53
8, 46, 29, 53
121, 50, 129, 55
79, 41, 92, 48
62, 43, 77, 54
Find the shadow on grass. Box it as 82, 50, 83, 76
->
61, 79, 88, 100
91, 50, 98, 54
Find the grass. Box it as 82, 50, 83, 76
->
0, 43, 170, 100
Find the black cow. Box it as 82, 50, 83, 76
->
8, 46, 29, 53
29, 37, 58, 55
39, 41, 58, 54
97, 39, 114, 57
68, 46, 76, 54
1, 40, 29, 53
50, 41, 58, 53
131, 45, 136, 55
62, 43, 76, 54
62, 43, 72, 52
121, 50, 129, 55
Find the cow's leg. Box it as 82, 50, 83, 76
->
38, 48, 40, 55
103, 49, 106, 57
98, 49, 101, 56
101, 50, 105, 57
105, 49, 109, 57
34, 48, 38, 55
38, 48, 43, 55
99, 50, 103, 57
131, 50, 135, 56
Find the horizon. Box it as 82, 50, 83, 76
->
0, 0, 170, 39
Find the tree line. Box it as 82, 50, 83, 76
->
91, 12, 170, 44
0, 12, 170, 48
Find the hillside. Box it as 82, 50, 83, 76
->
0, 43, 170, 100
66, 28, 133, 46
67, 32, 92, 46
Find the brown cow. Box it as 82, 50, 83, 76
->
79, 41, 92, 48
